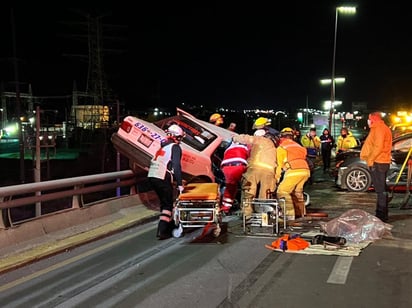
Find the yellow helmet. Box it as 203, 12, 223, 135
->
209, 113, 224, 125
252, 117, 271, 129
280, 127, 294, 136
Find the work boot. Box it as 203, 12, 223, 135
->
157, 220, 172, 240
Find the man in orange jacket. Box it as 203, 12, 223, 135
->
360, 112, 392, 222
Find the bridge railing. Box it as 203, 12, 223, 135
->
0, 170, 137, 229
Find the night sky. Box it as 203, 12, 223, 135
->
1, 2, 411, 113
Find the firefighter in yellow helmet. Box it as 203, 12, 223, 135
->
252, 117, 279, 139
252, 117, 270, 129
275, 127, 310, 220
209, 113, 224, 126
233, 129, 278, 217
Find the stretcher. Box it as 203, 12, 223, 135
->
172, 182, 222, 238
243, 198, 287, 235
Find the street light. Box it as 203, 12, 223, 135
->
328, 6, 356, 135
320, 77, 346, 85
321, 77, 345, 136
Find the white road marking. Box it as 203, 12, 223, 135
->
327, 256, 353, 284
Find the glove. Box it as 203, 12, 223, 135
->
178, 185, 184, 194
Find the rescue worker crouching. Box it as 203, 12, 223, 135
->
233, 129, 278, 218
275, 127, 310, 221
147, 124, 185, 240
220, 139, 250, 214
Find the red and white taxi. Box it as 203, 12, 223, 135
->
111, 108, 237, 183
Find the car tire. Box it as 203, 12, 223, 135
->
343, 166, 371, 192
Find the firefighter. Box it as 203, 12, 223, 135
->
233, 129, 278, 217
209, 113, 224, 126
275, 127, 310, 220
252, 117, 279, 139
220, 138, 250, 214
147, 124, 185, 240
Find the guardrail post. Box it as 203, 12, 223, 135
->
0, 198, 11, 229
72, 184, 82, 208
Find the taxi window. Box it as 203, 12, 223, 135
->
155, 116, 217, 151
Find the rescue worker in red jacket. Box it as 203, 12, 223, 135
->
147, 124, 185, 240
233, 129, 278, 217
220, 139, 250, 214
275, 127, 310, 220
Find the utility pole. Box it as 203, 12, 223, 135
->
62, 11, 127, 110
10, 9, 25, 183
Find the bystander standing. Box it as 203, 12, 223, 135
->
319, 128, 334, 173
360, 112, 392, 222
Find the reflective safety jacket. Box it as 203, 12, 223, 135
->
233, 134, 277, 172
276, 138, 309, 181
220, 142, 250, 167
301, 134, 321, 157
148, 140, 183, 185
336, 131, 358, 151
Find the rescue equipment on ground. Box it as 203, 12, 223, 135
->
269, 234, 309, 251
242, 197, 287, 235
172, 183, 222, 238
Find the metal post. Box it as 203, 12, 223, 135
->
329, 8, 339, 135
35, 106, 41, 216
10, 9, 25, 183
116, 99, 121, 197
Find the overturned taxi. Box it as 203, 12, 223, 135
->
111, 108, 236, 183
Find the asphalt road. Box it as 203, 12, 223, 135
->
0, 167, 411, 307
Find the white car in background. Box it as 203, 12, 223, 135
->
111, 108, 237, 183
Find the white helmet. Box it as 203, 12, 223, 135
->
166, 124, 184, 137
254, 129, 266, 137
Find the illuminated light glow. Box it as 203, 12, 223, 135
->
323, 100, 342, 110
320, 77, 346, 85
337, 6, 357, 14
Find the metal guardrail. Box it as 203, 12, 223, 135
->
0, 170, 137, 229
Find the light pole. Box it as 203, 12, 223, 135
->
328, 6, 356, 135
321, 77, 345, 135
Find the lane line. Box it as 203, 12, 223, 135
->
327, 256, 353, 284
